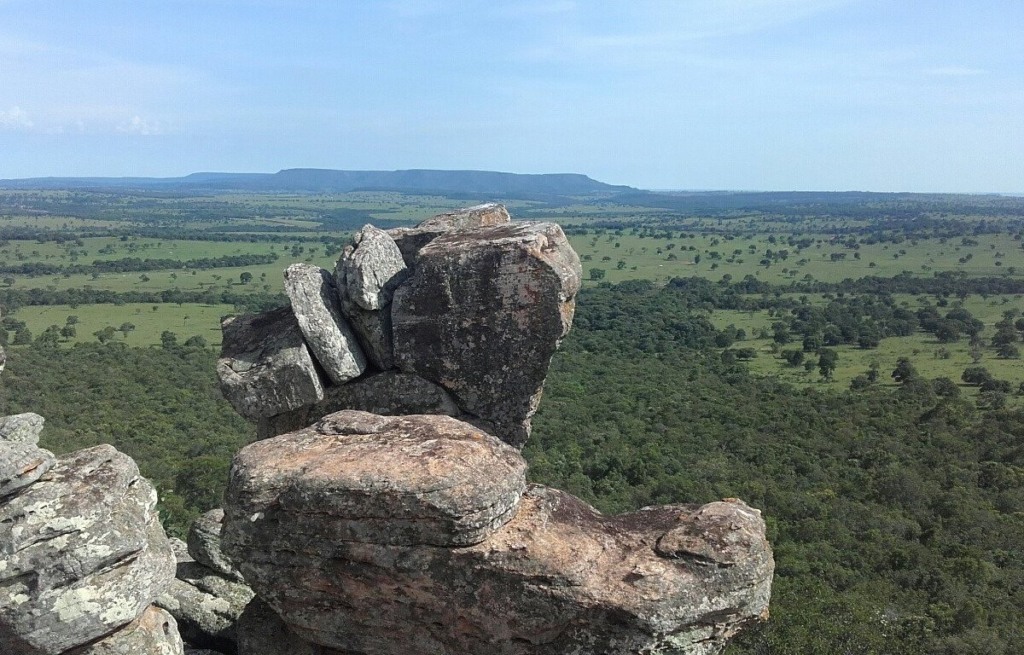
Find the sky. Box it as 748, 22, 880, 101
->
1, 0, 1022, 192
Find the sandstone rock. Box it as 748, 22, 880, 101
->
256, 372, 462, 439
224, 484, 772, 655
0, 440, 56, 497
224, 411, 527, 556
217, 307, 325, 420
335, 225, 409, 311
387, 202, 510, 267
0, 412, 45, 444
236, 598, 346, 655
187, 509, 243, 581
391, 222, 581, 447
0, 444, 176, 655
170, 537, 194, 564
284, 263, 367, 384
156, 562, 254, 654
64, 606, 184, 655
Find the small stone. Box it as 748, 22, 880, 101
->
0, 441, 56, 497
187, 509, 243, 582
284, 263, 367, 384
335, 225, 409, 311
0, 412, 45, 444
216, 307, 325, 420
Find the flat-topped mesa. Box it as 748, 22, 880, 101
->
216, 203, 582, 448
221, 410, 774, 655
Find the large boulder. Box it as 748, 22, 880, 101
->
391, 221, 581, 447
284, 263, 367, 384
0, 444, 176, 655
236, 599, 346, 655
335, 225, 409, 311
0, 412, 45, 444
217, 307, 325, 420
156, 562, 254, 654
224, 471, 772, 654
64, 606, 184, 655
224, 411, 527, 555
387, 203, 511, 267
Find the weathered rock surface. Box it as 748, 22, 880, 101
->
0, 444, 176, 655
64, 606, 184, 655
0, 412, 46, 444
217, 307, 325, 420
187, 509, 243, 581
225, 411, 527, 553
336, 225, 409, 311
170, 537, 193, 563
284, 263, 367, 384
236, 599, 346, 655
156, 562, 254, 654
386, 202, 510, 266
0, 440, 56, 497
0, 344, 6, 375
256, 372, 461, 439
224, 471, 772, 654
392, 221, 581, 447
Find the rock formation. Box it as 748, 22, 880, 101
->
0, 441, 181, 655
220, 204, 581, 447
222, 410, 773, 655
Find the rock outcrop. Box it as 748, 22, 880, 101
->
220, 204, 581, 447
0, 443, 179, 655
0, 412, 45, 444
222, 410, 773, 655
63, 606, 184, 655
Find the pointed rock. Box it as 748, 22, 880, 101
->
284, 263, 367, 384
217, 307, 325, 420
391, 221, 581, 447
0, 440, 55, 497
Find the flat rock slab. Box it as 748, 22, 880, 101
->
156, 562, 254, 654
224, 411, 527, 554
391, 222, 581, 447
217, 307, 325, 420
0, 440, 56, 497
256, 372, 462, 440
187, 509, 243, 581
387, 203, 511, 266
0, 412, 45, 444
284, 263, 367, 384
224, 486, 772, 655
0, 444, 176, 655
64, 605, 184, 655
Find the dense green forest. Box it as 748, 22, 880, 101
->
2, 280, 1021, 654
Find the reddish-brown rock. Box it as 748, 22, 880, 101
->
391, 221, 581, 447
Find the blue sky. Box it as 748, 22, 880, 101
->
1, 0, 1022, 191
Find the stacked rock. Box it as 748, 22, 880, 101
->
220, 410, 774, 655
0, 411, 182, 654
157, 509, 254, 654
217, 203, 582, 448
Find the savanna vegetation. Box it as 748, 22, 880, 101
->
1, 186, 1023, 653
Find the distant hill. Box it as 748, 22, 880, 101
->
0, 169, 634, 196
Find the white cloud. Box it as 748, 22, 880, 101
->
118, 115, 162, 136
0, 106, 34, 130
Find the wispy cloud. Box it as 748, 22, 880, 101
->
0, 106, 34, 130
117, 115, 162, 136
